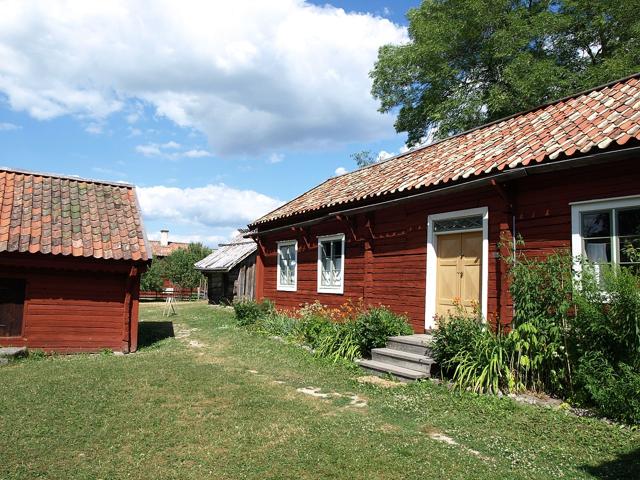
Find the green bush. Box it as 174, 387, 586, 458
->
295, 314, 334, 349
432, 312, 486, 377
355, 307, 413, 355
575, 353, 640, 424
233, 299, 274, 326
450, 327, 514, 394
253, 311, 298, 338
315, 321, 361, 362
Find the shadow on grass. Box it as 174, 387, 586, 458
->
581, 447, 640, 479
138, 321, 175, 349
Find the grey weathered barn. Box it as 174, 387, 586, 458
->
195, 233, 257, 304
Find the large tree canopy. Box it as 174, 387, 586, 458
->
371, 0, 640, 146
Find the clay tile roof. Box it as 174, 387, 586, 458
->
149, 240, 190, 258
251, 73, 640, 228
0, 168, 150, 262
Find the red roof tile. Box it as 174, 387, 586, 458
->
252, 74, 640, 227
149, 240, 190, 258
0, 169, 150, 262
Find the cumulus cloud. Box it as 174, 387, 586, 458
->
0, 122, 21, 131
0, 1, 407, 156
137, 183, 282, 230
334, 166, 348, 176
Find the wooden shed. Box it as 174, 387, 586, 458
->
0, 168, 151, 353
248, 74, 640, 333
195, 232, 257, 304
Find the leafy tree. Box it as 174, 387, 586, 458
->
163, 243, 212, 290
371, 0, 640, 147
350, 150, 377, 168
140, 258, 165, 292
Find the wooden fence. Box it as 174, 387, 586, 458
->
140, 288, 204, 301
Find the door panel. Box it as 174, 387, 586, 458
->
436, 235, 461, 318
435, 231, 482, 320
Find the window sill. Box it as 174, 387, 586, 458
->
276, 285, 297, 292
317, 287, 344, 295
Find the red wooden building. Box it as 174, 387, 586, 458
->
0, 168, 151, 353
249, 74, 640, 333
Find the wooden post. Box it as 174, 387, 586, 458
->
255, 240, 265, 301
363, 213, 375, 304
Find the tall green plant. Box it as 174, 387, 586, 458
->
505, 242, 574, 394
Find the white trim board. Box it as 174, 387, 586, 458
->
425, 207, 489, 330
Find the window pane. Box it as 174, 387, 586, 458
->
320, 239, 343, 288
618, 208, 640, 236
581, 211, 611, 238
584, 239, 611, 264
0, 278, 25, 337
433, 215, 483, 233
279, 245, 295, 285
620, 236, 640, 264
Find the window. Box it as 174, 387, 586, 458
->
0, 278, 26, 337
571, 196, 640, 273
277, 240, 297, 291
317, 234, 345, 294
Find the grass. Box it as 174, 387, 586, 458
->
0, 301, 638, 479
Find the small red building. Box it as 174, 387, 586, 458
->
0, 168, 151, 353
149, 229, 190, 289
249, 74, 640, 333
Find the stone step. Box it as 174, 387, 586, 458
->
386, 334, 434, 356
356, 359, 430, 382
371, 347, 436, 375
0, 347, 27, 358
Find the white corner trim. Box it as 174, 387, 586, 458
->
317, 233, 345, 294
425, 207, 489, 329
276, 239, 297, 292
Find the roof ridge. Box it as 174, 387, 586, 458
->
0, 166, 135, 188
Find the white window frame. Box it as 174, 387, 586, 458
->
570, 194, 640, 275
276, 240, 298, 292
317, 233, 345, 294
425, 207, 489, 330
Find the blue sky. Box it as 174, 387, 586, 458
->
0, 0, 420, 245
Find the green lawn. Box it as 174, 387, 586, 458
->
1, 302, 638, 479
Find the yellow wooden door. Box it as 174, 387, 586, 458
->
435, 231, 482, 319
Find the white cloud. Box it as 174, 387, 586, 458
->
376, 150, 393, 161
135, 144, 163, 157
137, 183, 282, 229
85, 122, 104, 134
0, 1, 407, 155
135, 141, 209, 159
182, 149, 212, 158
335, 166, 348, 176
0, 122, 21, 131
267, 153, 284, 164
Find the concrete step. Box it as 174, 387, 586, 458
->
371, 347, 436, 375
386, 334, 434, 356
356, 359, 430, 382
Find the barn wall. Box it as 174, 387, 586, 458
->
0, 253, 142, 353
206, 252, 257, 304
257, 156, 640, 333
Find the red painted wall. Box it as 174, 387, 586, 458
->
0, 252, 143, 353
257, 156, 640, 333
